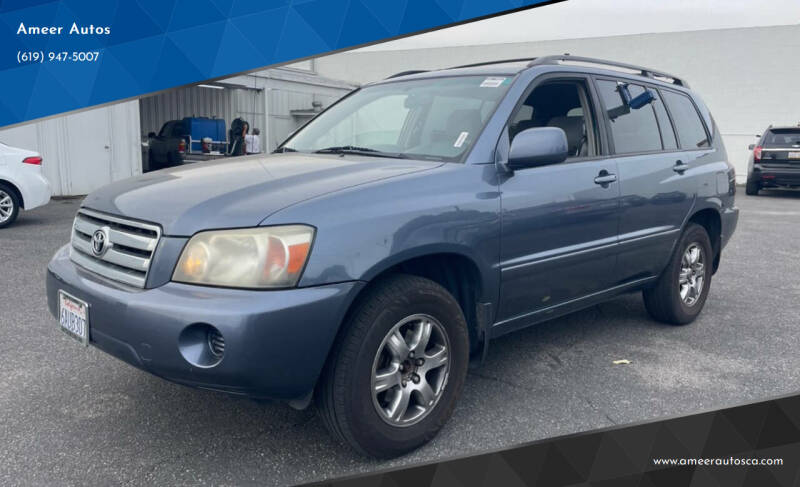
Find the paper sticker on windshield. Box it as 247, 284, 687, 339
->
454, 131, 469, 148
480, 77, 507, 88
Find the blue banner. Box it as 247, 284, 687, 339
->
0, 0, 548, 127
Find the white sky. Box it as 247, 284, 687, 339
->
361, 0, 800, 51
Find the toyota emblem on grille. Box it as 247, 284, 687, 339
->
91, 228, 109, 257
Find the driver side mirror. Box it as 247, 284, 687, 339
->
148, 132, 156, 138
508, 127, 569, 170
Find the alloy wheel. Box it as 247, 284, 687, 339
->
0, 190, 14, 224
370, 314, 451, 427
678, 243, 705, 306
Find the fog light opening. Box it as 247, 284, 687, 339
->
178, 323, 225, 368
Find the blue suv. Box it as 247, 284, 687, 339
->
47, 55, 738, 457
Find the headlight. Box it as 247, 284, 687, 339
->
173, 225, 315, 289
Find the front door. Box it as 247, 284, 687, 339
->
496, 77, 620, 331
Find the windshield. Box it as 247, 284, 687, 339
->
279, 75, 513, 161
764, 129, 800, 147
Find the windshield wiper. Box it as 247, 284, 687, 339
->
315, 145, 379, 154
274, 146, 297, 153
314, 146, 407, 159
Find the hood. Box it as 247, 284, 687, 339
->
82, 153, 441, 236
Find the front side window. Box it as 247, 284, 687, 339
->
508, 80, 598, 158
597, 80, 662, 154
662, 91, 710, 149
280, 76, 512, 161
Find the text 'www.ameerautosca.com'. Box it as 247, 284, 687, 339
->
652, 457, 784, 467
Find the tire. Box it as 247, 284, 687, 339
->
643, 223, 713, 325
316, 274, 469, 458
0, 183, 20, 229
745, 179, 760, 195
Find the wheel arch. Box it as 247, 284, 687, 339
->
0, 178, 24, 209
686, 207, 722, 273
360, 248, 489, 352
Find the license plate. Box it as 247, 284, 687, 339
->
788, 152, 800, 159
58, 291, 89, 345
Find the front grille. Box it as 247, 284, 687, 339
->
70, 208, 161, 288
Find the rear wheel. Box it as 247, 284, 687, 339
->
745, 179, 760, 195
317, 274, 469, 458
0, 183, 20, 229
643, 223, 713, 325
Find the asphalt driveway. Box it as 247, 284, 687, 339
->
1, 190, 799, 486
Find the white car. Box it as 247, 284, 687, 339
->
0, 141, 51, 228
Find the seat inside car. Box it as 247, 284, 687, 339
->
509, 82, 591, 158
547, 115, 587, 157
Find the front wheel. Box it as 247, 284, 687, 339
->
0, 183, 20, 229
316, 274, 469, 458
643, 223, 713, 325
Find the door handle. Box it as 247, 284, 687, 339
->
673, 160, 690, 174
594, 170, 617, 186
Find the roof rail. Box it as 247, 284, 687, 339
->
385, 70, 428, 79
528, 55, 689, 87
448, 58, 537, 70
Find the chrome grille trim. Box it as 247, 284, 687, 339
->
69, 208, 161, 288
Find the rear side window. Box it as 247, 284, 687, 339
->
662, 91, 710, 149
596, 80, 662, 154
652, 91, 677, 150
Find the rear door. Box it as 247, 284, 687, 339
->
496, 74, 620, 331
597, 79, 703, 284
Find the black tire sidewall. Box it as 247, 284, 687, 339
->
336, 277, 469, 457
0, 183, 20, 228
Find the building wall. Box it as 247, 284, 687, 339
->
0, 101, 141, 196
315, 25, 800, 182
0, 68, 354, 196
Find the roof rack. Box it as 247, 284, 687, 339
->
385, 70, 428, 79
448, 58, 537, 69
528, 54, 689, 87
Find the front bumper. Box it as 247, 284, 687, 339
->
46, 244, 363, 401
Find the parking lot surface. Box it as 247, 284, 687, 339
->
1, 190, 799, 485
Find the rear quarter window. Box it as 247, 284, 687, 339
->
662, 91, 710, 149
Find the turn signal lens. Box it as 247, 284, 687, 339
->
179, 242, 209, 279
753, 145, 762, 162
173, 225, 315, 289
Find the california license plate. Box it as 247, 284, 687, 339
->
58, 291, 89, 345
788, 152, 800, 159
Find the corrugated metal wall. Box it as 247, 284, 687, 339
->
0, 101, 141, 196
